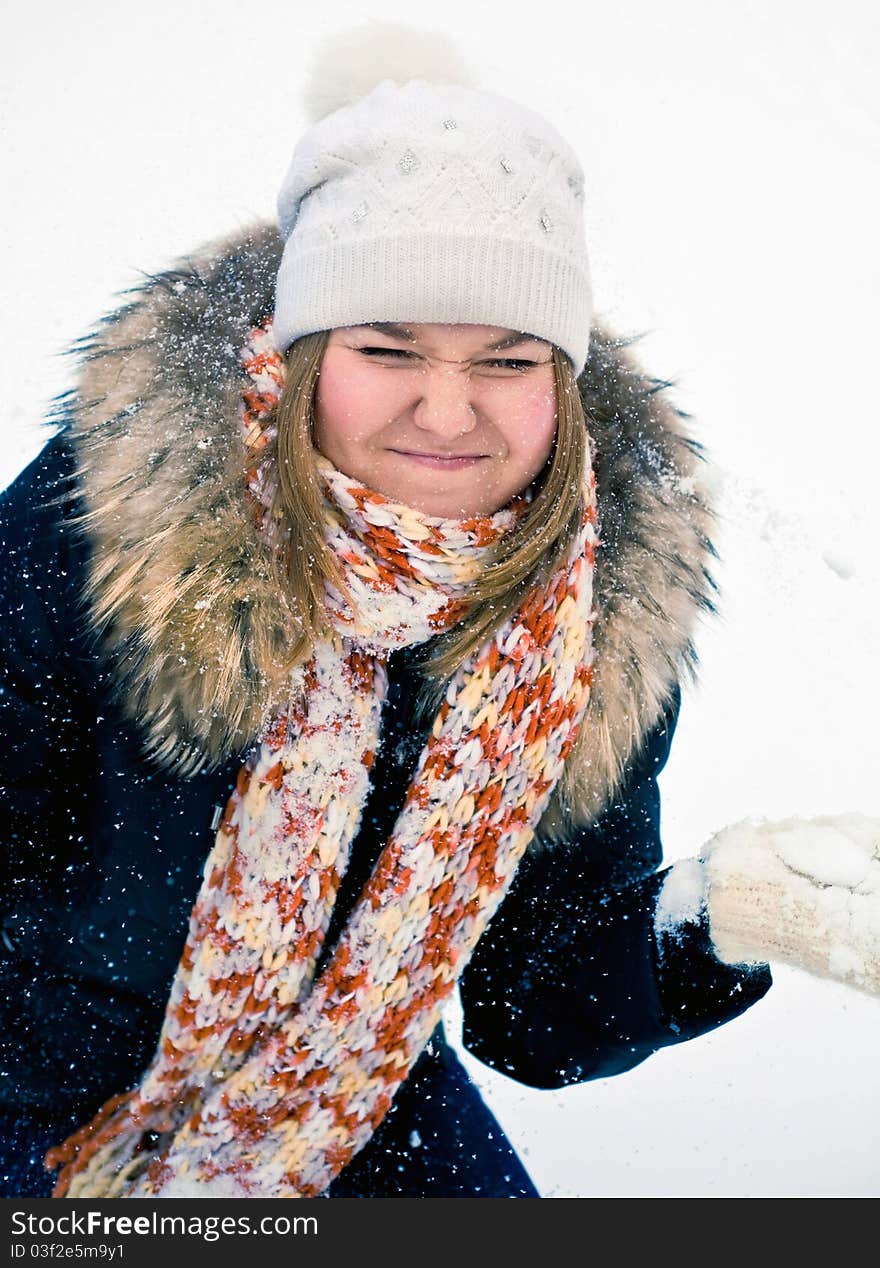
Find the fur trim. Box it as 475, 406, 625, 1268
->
302, 21, 476, 124
52, 222, 717, 840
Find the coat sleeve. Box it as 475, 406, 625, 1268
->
457, 685, 773, 1089
0, 433, 97, 934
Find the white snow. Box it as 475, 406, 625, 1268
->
698, 813, 880, 991
2, 0, 878, 1199
766, 816, 878, 892
654, 856, 707, 936
705, 814, 879, 894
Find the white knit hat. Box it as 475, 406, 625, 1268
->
273, 24, 593, 376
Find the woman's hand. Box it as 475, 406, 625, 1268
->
700, 813, 880, 996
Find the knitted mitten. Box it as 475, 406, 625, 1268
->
656, 814, 880, 997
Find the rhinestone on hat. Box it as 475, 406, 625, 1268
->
540, 211, 553, 233
398, 148, 421, 174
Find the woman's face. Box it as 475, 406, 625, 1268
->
313, 322, 557, 517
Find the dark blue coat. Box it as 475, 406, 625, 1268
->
0, 434, 772, 1198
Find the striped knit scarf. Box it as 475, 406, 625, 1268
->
45, 323, 599, 1198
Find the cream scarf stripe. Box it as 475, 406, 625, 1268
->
142, 637, 387, 1089
46, 321, 598, 1199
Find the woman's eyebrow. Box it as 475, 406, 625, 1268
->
486, 332, 547, 352
360, 322, 547, 352
362, 322, 418, 342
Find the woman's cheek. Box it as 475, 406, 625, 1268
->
508, 390, 557, 466
315, 368, 370, 453
315, 365, 360, 426
316, 359, 406, 445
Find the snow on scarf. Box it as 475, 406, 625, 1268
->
45, 323, 599, 1198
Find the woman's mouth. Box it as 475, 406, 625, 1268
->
391, 450, 488, 470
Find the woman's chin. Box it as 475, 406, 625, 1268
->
383, 486, 504, 519
338, 468, 505, 518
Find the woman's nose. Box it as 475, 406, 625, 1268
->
411, 364, 478, 437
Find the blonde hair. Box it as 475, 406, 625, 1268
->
253, 331, 588, 703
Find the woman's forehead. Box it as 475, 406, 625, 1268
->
333, 321, 550, 352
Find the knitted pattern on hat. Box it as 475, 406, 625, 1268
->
45, 322, 599, 1198
273, 24, 593, 374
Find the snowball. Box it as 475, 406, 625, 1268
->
654, 857, 707, 936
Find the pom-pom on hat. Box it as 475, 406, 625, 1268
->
273, 22, 593, 376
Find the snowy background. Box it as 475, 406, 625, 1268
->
3, 0, 878, 1196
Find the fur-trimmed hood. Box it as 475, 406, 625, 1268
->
54, 221, 717, 837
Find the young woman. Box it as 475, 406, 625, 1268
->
1, 27, 877, 1200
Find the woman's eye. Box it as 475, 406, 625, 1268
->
354, 348, 545, 373
480, 359, 538, 372
358, 346, 415, 360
